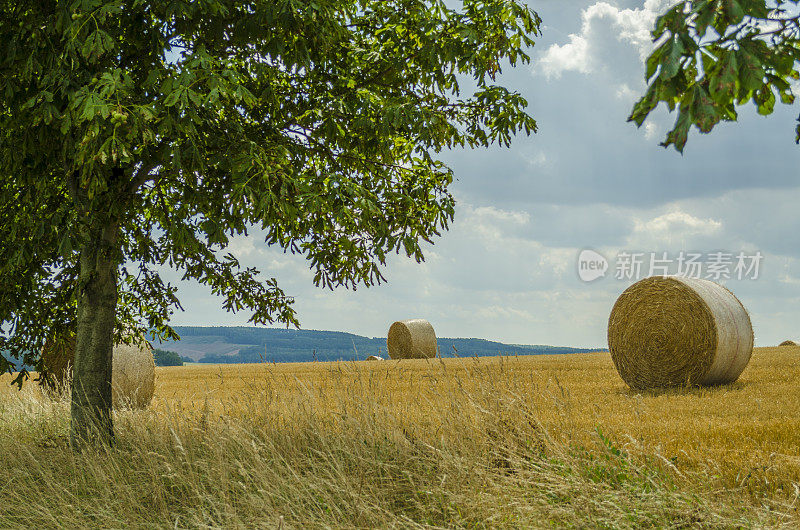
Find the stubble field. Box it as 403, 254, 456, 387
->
0, 346, 799, 528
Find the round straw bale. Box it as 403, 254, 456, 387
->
387, 319, 437, 359
40, 333, 76, 394
365, 355, 384, 361
111, 338, 155, 409
607, 276, 753, 389
779, 340, 797, 346
40, 335, 155, 408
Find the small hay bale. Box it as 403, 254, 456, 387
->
387, 319, 437, 359
779, 340, 797, 347
40, 335, 155, 408
365, 355, 384, 361
607, 276, 753, 389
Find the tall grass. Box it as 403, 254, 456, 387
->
0, 348, 798, 528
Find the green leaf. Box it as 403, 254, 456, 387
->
164, 88, 182, 107
634, 0, 800, 150
645, 48, 661, 81
188, 90, 202, 107
772, 51, 795, 77
709, 49, 738, 101
724, 0, 746, 25
660, 36, 685, 80
737, 49, 765, 93
628, 80, 661, 127
81, 30, 116, 60
755, 87, 776, 115
653, 4, 683, 38
662, 105, 693, 153
57, 235, 73, 258
691, 85, 720, 133
693, 0, 717, 38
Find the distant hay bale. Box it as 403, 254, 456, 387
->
607, 276, 753, 390
40, 335, 155, 408
779, 340, 797, 346
387, 319, 437, 360
365, 355, 384, 361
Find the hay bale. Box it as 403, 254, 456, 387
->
387, 319, 437, 359
41, 333, 76, 394
365, 355, 384, 361
111, 338, 156, 409
40, 335, 155, 408
607, 276, 753, 389
779, 340, 797, 346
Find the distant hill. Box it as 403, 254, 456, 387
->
152, 326, 605, 364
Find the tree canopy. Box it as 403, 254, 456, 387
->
153, 348, 183, 366
0, 0, 540, 442
629, 0, 800, 152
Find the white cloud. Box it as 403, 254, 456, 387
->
537, 0, 673, 80
538, 34, 591, 80
643, 121, 659, 140
473, 305, 538, 321
470, 205, 530, 226
458, 204, 531, 244
522, 150, 549, 168
615, 83, 637, 100
778, 272, 800, 286
634, 210, 722, 237
623, 209, 723, 251
538, 248, 575, 278
227, 234, 256, 257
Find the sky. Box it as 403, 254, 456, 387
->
162, 0, 800, 347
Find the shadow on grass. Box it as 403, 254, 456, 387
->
615, 380, 749, 397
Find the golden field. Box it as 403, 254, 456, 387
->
1, 346, 799, 528
154, 346, 800, 495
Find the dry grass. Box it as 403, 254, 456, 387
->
154, 346, 800, 499
0, 346, 798, 528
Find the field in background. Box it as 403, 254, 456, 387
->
0, 346, 798, 527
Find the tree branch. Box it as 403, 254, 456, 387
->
127, 161, 159, 195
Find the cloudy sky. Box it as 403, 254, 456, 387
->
164, 0, 800, 347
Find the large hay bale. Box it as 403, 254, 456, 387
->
40, 336, 155, 408
779, 340, 797, 346
387, 319, 437, 359
607, 276, 753, 389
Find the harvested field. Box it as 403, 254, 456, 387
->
151, 346, 800, 496
1, 346, 798, 527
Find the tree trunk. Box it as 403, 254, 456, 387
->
70, 220, 120, 448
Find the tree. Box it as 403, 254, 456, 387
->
629, 0, 800, 152
153, 348, 183, 367
0, 0, 540, 446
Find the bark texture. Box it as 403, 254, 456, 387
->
70, 220, 120, 447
